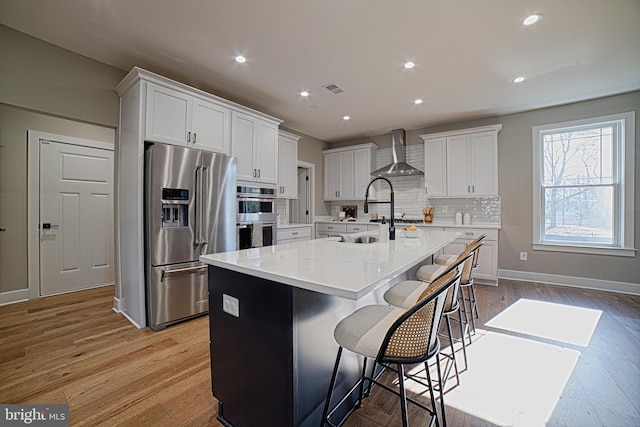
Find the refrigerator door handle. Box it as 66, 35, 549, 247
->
160, 265, 208, 281
194, 165, 202, 247
200, 166, 208, 247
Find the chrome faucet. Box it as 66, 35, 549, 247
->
363, 177, 395, 241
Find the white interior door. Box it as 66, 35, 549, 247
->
39, 140, 114, 296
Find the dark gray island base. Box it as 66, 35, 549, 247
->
208, 266, 380, 427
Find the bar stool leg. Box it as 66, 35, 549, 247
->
397, 364, 409, 427
444, 314, 460, 386
457, 308, 469, 369
321, 346, 343, 427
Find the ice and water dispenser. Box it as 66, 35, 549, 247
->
161, 188, 189, 228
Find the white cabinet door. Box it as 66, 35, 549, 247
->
145, 83, 190, 146
255, 121, 278, 185
323, 144, 377, 201
232, 111, 278, 185
424, 138, 447, 197
353, 147, 373, 199
469, 132, 497, 196
278, 132, 299, 198
474, 238, 498, 282
192, 98, 230, 154
323, 152, 340, 200
231, 112, 256, 182
337, 150, 354, 200
446, 135, 471, 196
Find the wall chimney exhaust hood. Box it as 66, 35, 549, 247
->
371, 129, 423, 177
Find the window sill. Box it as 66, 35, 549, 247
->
533, 243, 636, 257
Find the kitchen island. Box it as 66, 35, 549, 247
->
200, 229, 459, 427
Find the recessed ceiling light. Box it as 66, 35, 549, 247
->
234, 55, 246, 63
523, 14, 541, 26
343, 115, 351, 121
300, 91, 309, 97
404, 61, 415, 69
513, 76, 526, 83
414, 99, 424, 105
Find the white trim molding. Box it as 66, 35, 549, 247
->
499, 269, 640, 296
0, 289, 29, 306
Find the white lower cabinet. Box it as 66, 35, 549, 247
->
277, 226, 312, 244
442, 227, 499, 284
315, 222, 378, 238
315, 222, 347, 238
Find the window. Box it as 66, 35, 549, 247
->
532, 112, 635, 256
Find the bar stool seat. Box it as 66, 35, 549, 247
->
334, 305, 406, 358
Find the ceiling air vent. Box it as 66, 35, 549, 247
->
323, 83, 344, 94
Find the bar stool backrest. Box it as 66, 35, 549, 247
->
377, 269, 461, 365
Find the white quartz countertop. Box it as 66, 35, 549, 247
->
315, 220, 501, 229
200, 230, 460, 300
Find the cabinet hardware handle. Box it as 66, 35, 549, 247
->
472, 185, 475, 193
292, 232, 298, 235
193, 132, 197, 143
467, 185, 470, 193
187, 131, 191, 142
257, 169, 261, 178
253, 169, 257, 177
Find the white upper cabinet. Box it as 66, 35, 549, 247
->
232, 111, 279, 186
277, 131, 300, 198
323, 143, 377, 201
145, 82, 231, 154
421, 125, 501, 197
423, 137, 447, 197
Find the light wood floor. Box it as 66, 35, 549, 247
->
1, 281, 639, 426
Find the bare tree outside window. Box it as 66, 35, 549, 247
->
541, 126, 614, 244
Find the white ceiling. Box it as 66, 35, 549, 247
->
1, 0, 639, 142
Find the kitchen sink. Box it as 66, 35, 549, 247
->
334, 234, 378, 244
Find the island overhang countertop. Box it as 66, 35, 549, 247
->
200, 229, 460, 300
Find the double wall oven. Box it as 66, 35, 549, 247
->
236, 185, 277, 249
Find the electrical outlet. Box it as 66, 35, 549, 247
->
222, 294, 239, 317
442, 205, 448, 213
520, 251, 528, 261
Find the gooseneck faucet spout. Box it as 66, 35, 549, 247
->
364, 177, 395, 241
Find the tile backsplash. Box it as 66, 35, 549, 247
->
329, 145, 501, 224
277, 144, 502, 225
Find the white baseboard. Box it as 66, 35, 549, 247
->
0, 289, 29, 306
112, 296, 122, 313
498, 269, 640, 296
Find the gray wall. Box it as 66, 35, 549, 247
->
0, 25, 125, 295
497, 92, 639, 284
333, 92, 640, 286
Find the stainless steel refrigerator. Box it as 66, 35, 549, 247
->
145, 143, 236, 331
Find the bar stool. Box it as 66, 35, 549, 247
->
384, 252, 473, 386
321, 269, 460, 427
435, 234, 485, 337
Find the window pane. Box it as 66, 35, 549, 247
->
543, 186, 613, 245
542, 127, 613, 186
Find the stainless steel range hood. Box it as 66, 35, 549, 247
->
371, 129, 423, 177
